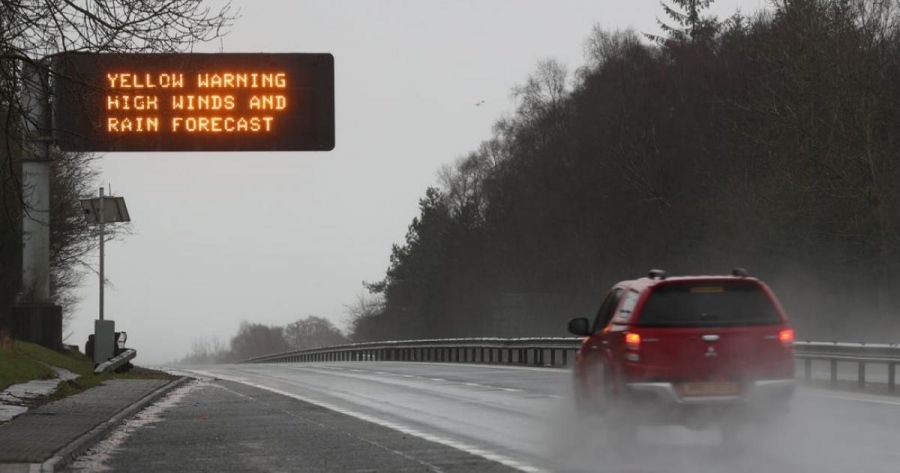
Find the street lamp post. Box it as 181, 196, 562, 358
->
80, 188, 129, 363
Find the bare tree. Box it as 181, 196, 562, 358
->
345, 292, 385, 342
511, 59, 569, 126
176, 334, 230, 365
284, 316, 347, 350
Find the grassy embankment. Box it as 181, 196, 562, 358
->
0, 334, 176, 402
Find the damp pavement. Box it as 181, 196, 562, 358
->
0, 378, 181, 472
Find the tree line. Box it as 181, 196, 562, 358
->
175, 316, 348, 364
349, 0, 900, 344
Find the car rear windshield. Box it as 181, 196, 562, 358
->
635, 281, 783, 328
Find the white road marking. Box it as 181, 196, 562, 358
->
185, 369, 545, 473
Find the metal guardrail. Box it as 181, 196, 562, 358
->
95, 348, 136, 374
242, 338, 900, 392
794, 341, 900, 392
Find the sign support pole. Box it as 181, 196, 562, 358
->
99, 187, 105, 321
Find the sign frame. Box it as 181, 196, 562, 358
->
54, 52, 335, 152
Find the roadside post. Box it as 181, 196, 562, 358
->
79, 188, 130, 364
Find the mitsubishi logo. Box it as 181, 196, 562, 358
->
705, 346, 718, 358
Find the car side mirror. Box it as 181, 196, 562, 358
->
567, 317, 592, 336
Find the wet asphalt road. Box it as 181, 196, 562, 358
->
67, 362, 900, 472
66, 377, 519, 473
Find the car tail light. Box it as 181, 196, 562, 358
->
625, 332, 641, 350
779, 329, 794, 347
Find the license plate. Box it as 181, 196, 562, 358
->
680, 381, 740, 396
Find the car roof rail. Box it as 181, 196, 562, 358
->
731, 267, 748, 277
648, 269, 667, 280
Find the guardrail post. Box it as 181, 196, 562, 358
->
890, 363, 896, 392
858, 362, 865, 388
804, 358, 811, 381
830, 359, 838, 387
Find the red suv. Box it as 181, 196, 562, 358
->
568, 269, 795, 442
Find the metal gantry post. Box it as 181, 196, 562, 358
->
20, 61, 52, 303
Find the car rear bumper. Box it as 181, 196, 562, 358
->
624, 379, 795, 405
622, 379, 794, 427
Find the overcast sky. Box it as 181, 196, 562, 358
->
69, 0, 772, 364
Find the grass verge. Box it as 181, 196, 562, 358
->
0, 335, 86, 391
2, 335, 177, 405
